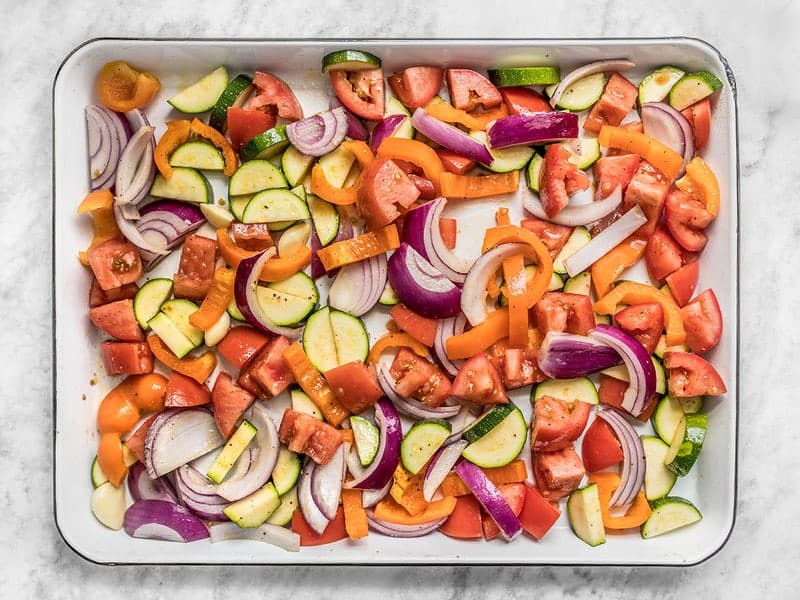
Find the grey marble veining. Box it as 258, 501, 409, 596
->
2, 0, 798, 597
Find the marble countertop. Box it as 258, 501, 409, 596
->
2, 0, 797, 597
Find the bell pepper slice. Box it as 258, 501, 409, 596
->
259, 245, 312, 282
189, 266, 235, 330
440, 170, 520, 199
153, 119, 191, 179
97, 432, 128, 487
588, 471, 652, 530
445, 308, 509, 360
316, 224, 400, 272
598, 125, 683, 181
216, 227, 258, 269
96, 61, 160, 113
146, 335, 217, 384
594, 280, 686, 346
502, 253, 530, 347
77, 189, 123, 266
310, 164, 359, 205
590, 233, 648, 298
675, 156, 720, 218
376, 137, 445, 192
373, 495, 457, 525
495, 206, 511, 226
190, 118, 237, 176
341, 139, 374, 170
282, 342, 349, 427
341, 488, 369, 540
423, 96, 509, 131
366, 332, 430, 365
439, 459, 528, 496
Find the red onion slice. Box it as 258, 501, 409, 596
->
310, 444, 346, 520
114, 204, 171, 256
345, 398, 402, 490
423, 440, 468, 502
487, 112, 579, 150
537, 331, 622, 379
144, 408, 226, 479
366, 510, 447, 538
330, 97, 367, 141
370, 114, 408, 154
411, 107, 493, 165
173, 464, 232, 522
563, 204, 647, 277
136, 200, 205, 248
328, 253, 387, 317
641, 102, 694, 177
388, 243, 462, 319
589, 324, 656, 416
361, 477, 392, 508
597, 408, 646, 508
460, 242, 529, 327
454, 460, 522, 542
234, 248, 303, 339
433, 313, 467, 376
115, 125, 156, 206
549, 59, 636, 108
376, 363, 461, 420
209, 522, 300, 552
86, 105, 118, 191
523, 185, 623, 227
286, 107, 348, 157
127, 461, 178, 504
423, 198, 472, 284
298, 459, 330, 534
123, 499, 209, 542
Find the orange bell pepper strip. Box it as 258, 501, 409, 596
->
283, 342, 349, 427
390, 464, 429, 516
439, 459, 528, 496
440, 170, 520, 199
598, 125, 683, 181
189, 266, 236, 330
146, 335, 217, 384
190, 118, 237, 176
423, 96, 509, 131
258, 245, 312, 282
96, 61, 160, 113
502, 253, 530, 347
590, 233, 648, 298
316, 224, 400, 272
77, 190, 123, 266
216, 227, 257, 269
594, 281, 686, 346
588, 472, 652, 529
373, 495, 457, 525
445, 308, 510, 360
675, 156, 720, 218
154, 120, 191, 179
376, 137, 445, 192
341, 488, 369, 540
367, 332, 430, 364
341, 139, 374, 170
495, 206, 511, 226
97, 432, 129, 487
310, 164, 359, 205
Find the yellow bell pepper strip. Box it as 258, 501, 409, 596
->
483, 224, 554, 309
310, 163, 359, 206
146, 335, 217, 384
588, 472, 652, 530
590, 233, 649, 298
376, 137, 445, 192
598, 125, 683, 181
190, 118, 237, 176
283, 342, 349, 427
341, 139, 374, 170
440, 170, 520, 199
675, 156, 721, 218
188, 266, 235, 331
77, 189, 123, 266
390, 463, 429, 516
341, 487, 369, 540
373, 495, 457, 525
316, 224, 400, 272
594, 281, 686, 346
153, 119, 191, 179
423, 96, 509, 131
439, 459, 528, 497
502, 253, 530, 347
366, 332, 430, 365
445, 308, 509, 360
258, 245, 312, 282
216, 227, 257, 269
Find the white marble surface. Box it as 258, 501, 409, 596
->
1, 0, 797, 597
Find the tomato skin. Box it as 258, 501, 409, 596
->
450, 353, 508, 405
613, 302, 664, 355
407, 173, 436, 200
216, 326, 270, 369
500, 347, 547, 389
390, 348, 452, 407
357, 158, 420, 231
446, 69, 502, 112
388, 66, 443, 109
665, 188, 713, 252
680, 289, 723, 354
211, 372, 256, 439
664, 351, 727, 396
292, 505, 347, 546
246, 71, 303, 121
439, 494, 483, 539
581, 417, 624, 472
88, 239, 144, 291
645, 226, 684, 281
520, 218, 573, 259
665, 260, 700, 307
435, 148, 476, 175
173, 234, 218, 302
324, 361, 383, 414
534, 292, 596, 336
499, 86, 552, 115
101, 341, 153, 376
518, 482, 561, 540
245, 335, 294, 397
482, 483, 526, 540
164, 371, 211, 408
226, 107, 276, 152
89, 299, 144, 342
329, 69, 385, 121
531, 396, 591, 452
539, 144, 590, 218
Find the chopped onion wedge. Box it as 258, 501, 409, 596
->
209, 522, 300, 552
144, 408, 225, 479
286, 107, 348, 157
537, 331, 622, 379
411, 107, 494, 164
597, 408, 646, 508
298, 459, 330, 534
423, 440, 468, 502
460, 242, 529, 326
366, 511, 447, 538
454, 460, 522, 542
126, 462, 178, 504
523, 185, 623, 227
115, 125, 156, 206
549, 59, 636, 108
388, 243, 461, 319
487, 111, 579, 149
563, 205, 647, 277
123, 499, 209, 542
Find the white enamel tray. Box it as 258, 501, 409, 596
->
53, 38, 738, 565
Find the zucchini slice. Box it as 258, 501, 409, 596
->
461, 403, 527, 469
168, 66, 229, 114
638, 65, 685, 105
400, 419, 452, 475
488, 66, 560, 87
641, 496, 702, 539
209, 74, 253, 131
567, 483, 606, 547
322, 49, 381, 73
223, 482, 281, 528
532, 377, 599, 405
149, 167, 213, 204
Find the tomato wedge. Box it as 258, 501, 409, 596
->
534, 292, 596, 336
645, 226, 684, 281
499, 86, 552, 115
330, 68, 385, 121
613, 302, 664, 355
539, 144, 590, 218
581, 416, 624, 472
665, 188, 714, 252
88, 239, 144, 291
245, 71, 303, 121
664, 351, 727, 396
518, 482, 561, 540
665, 260, 700, 307
450, 353, 508, 405
680, 289, 723, 354
357, 157, 420, 230
388, 66, 443, 109
445, 68, 502, 112
531, 396, 591, 452
226, 107, 276, 152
